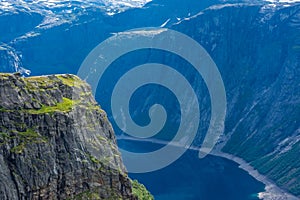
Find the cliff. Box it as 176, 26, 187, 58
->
0, 73, 152, 200
171, 4, 300, 196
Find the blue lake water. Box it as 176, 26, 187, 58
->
118, 140, 265, 200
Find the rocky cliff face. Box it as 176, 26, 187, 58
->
0, 73, 142, 200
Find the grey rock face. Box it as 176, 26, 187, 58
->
0, 73, 136, 200
173, 4, 300, 196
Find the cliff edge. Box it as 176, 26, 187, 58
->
0, 73, 152, 200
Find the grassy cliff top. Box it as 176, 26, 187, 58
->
0, 73, 97, 113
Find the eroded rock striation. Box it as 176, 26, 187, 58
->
0, 73, 147, 200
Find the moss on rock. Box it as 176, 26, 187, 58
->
27, 97, 75, 114
131, 180, 154, 200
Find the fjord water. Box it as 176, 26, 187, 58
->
119, 140, 265, 200
1, 0, 300, 198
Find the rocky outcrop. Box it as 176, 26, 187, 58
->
0, 73, 143, 200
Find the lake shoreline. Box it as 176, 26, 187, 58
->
118, 136, 298, 200
210, 150, 299, 200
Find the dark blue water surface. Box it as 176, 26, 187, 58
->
118, 140, 265, 200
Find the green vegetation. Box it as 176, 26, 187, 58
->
225, 140, 300, 196
67, 190, 101, 200
0, 132, 10, 146
86, 102, 102, 112
10, 129, 47, 154
0, 74, 101, 115
88, 153, 114, 170
66, 185, 129, 200
10, 143, 26, 154
251, 142, 300, 196
89, 154, 101, 164
17, 129, 39, 138
23, 74, 84, 91
131, 179, 154, 200
223, 105, 300, 197
0, 73, 11, 76
96, 135, 107, 142
0, 107, 12, 113
0, 132, 9, 139
27, 97, 75, 114
56, 75, 81, 87
0, 73, 11, 80
25, 76, 49, 87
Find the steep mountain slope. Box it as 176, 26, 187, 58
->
0, 73, 152, 200
172, 3, 300, 196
